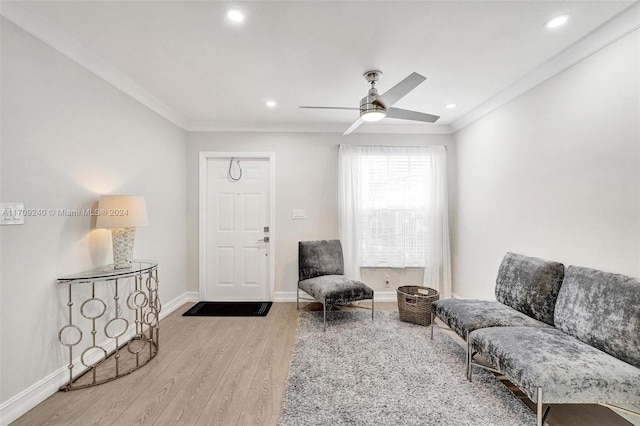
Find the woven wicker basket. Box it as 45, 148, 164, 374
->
397, 285, 440, 326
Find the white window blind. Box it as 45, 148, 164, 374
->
339, 144, 452, 298
359, 149, 431, 267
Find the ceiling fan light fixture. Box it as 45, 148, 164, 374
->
361, 110, 386, 122
360, 84, 386, 122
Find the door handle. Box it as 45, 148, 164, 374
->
258, 237, 270, 243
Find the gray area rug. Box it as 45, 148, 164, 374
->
280, 311, 537, 425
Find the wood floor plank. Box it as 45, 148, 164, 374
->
12, 303, 210, 426
14, 379, 113, 426
80, 316, 228, 425
14, 345, 164, 422
236, 303, 298, 426
193, 304, 282, 426
130, 316, 250, 425
66, 307, 219, 425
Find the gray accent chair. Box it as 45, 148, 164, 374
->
468, 266, 640, 426
431, 252, 565, 345
297, 240, 374, 331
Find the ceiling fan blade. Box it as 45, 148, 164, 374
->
386, 107, 440, 123
376, 72, 426, 108
299, 106, 360, 110
343, 117, 364, 135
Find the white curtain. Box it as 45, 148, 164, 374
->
338, 144, 452, 298
338, 145, 363, 281
425, 146, 452, 299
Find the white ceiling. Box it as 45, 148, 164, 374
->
2, 1, 637, 133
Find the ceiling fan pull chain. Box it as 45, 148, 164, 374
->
228, 157, 242, 181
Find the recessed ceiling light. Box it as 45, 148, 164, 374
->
446, 103, 457, 110
265, 100, 277, 108
226, 9, 245, 23
546, 14, 570, 29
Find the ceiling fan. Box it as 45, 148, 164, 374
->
299, 70, 440, 135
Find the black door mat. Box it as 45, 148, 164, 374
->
183, 301, 272, 317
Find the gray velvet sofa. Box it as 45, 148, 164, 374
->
469, 266, 640, 425
431, 252, 565, 344
431, 253, 640, 426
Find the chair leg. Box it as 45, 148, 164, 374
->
296, 286, 299, 311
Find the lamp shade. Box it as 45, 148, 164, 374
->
96, 195, 148, 228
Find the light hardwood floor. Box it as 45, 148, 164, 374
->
13, 302, 630, 425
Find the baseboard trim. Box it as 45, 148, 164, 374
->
273, 291, 297, 302
0, 291, 195, 426
161, 291, 199, 318
0, 367, 65, 426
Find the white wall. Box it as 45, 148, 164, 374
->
452, 30, 640, 299
187, 132, 453, 298
0, 18, 187, 417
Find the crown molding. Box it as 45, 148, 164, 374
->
188, 120, 452, 135
189, 121, 347, 133
0, 2, 190, 130
354, 122, 452, 135
451, 2, 640, 133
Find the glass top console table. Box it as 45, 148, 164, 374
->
57, 260, 160, 390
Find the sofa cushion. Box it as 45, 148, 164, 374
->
298, 240, 344, 281
432, 299, 549, 340
470, 326, 640, 404
554, 266, 640, 369
299, 275, 373, 305
495, 252, 564, 325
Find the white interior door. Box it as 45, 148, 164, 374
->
204, 157, 271, 301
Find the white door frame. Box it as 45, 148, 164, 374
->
199, 152, 276, 301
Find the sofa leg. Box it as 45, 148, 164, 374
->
430, 311, 435, 340
467, 331, 472, 381
296, 287, 299, 311
537, 387, 543, 426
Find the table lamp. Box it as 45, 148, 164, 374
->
96, 195, 148, 269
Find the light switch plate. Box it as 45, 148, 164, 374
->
1, 203, 25, 225
292, 209, 306, 220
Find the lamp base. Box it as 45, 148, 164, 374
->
112, 227, 136, 269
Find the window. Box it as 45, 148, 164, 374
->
360, 152, 430, 267
339, 144, 451, 297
